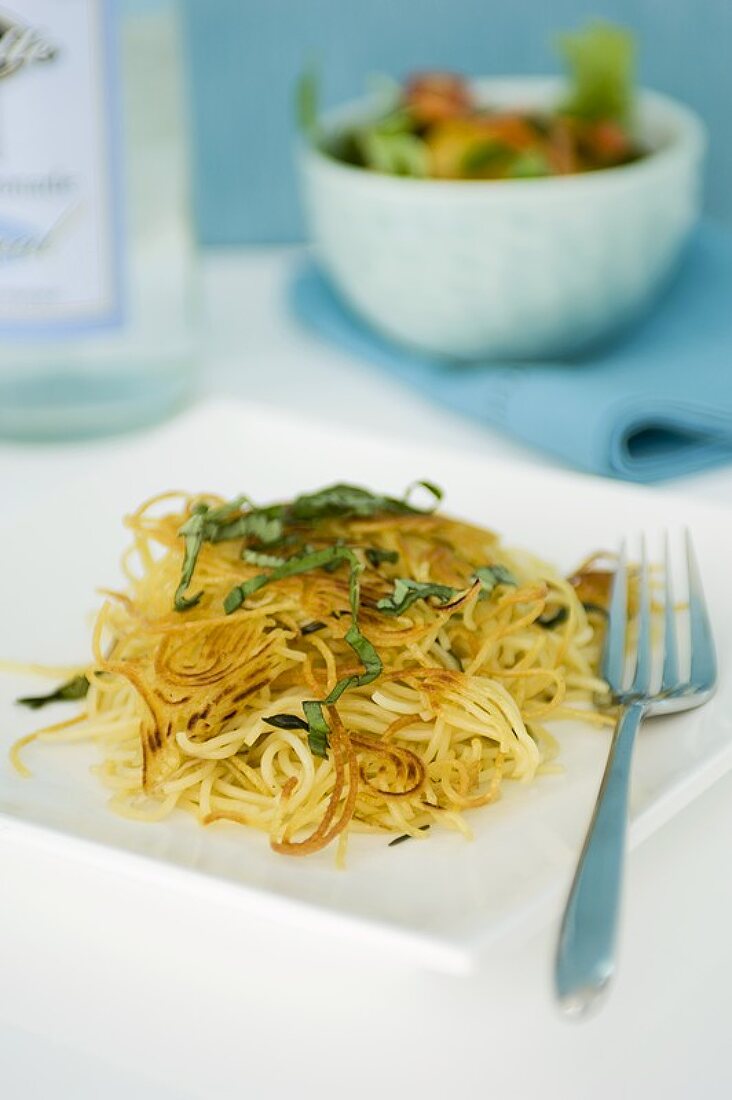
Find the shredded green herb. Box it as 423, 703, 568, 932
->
582, 601, 609, 619
241, 547, 289, 568
304, 547, 382, 756
300, 620, 327, 635
174, 506, 208, 611
224, 542, 383, 757
377, 564, 517, 616
376, 578, 461, 616
263, 713, 310, 731
365, 547, 399, 568
174, 496, 254, 611
388, 824, 431, 847
474, 564, 518, 597
302, 699, 330, 758
287, 481, 441, 522
173, 481, 442, 618
213, 509, 285, 547
537, 605, 570, 629
225, 545, 351, 613
17, 673, 89, 710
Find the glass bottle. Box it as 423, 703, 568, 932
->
0, 0, 197, 441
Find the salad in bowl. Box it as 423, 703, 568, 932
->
297, 23, 704, 360
307, 23, 644, 181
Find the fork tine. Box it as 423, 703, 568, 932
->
685, 530, 717, 691
661, 531, 679, 693
601, 540, 628, 692
631, 534, 653, 695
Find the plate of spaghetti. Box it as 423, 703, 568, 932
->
1, 402, 730, 972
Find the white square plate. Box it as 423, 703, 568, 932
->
1, 400, 730, 974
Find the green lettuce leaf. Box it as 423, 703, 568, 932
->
296, 66, 319, 139
558, 20, 636, 123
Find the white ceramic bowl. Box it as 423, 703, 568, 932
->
299, 77, 705, 360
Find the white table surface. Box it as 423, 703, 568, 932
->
2, 248, 732, 1099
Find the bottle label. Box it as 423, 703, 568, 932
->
0, 1, 123, 335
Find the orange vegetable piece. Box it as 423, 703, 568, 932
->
582, 119, 633, 164
404, 72, 473, 126
425, 115, 540, 179
479, 113, 537, 151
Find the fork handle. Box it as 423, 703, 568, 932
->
554, 702, 645, 1016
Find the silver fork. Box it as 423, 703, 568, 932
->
554, 530, 717, 1017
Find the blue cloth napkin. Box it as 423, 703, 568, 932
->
288, 223, 732, 483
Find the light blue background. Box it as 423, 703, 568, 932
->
182, 0, 731, 244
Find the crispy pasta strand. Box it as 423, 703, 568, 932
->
9, 491, 609, 860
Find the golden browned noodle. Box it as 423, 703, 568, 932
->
10, 491, 612, 861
